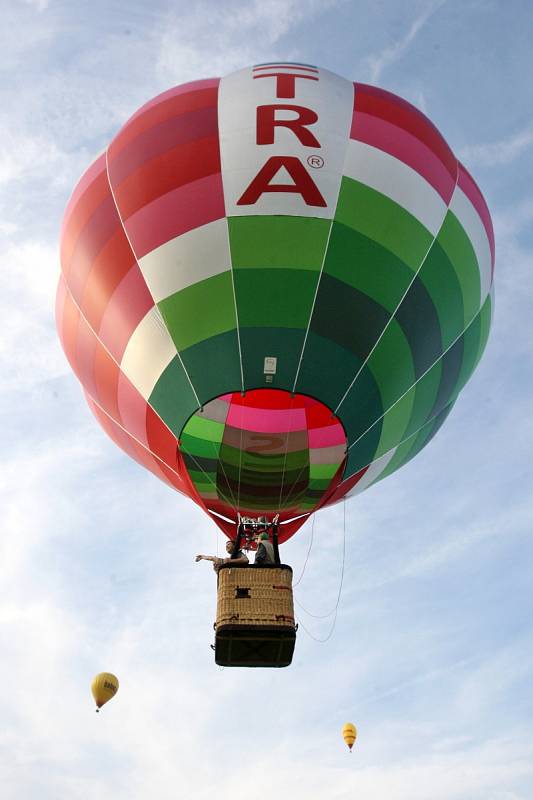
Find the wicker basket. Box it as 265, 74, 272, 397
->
214, 565, 297, 667
216, 564, 295, 628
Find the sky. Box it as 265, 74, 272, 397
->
1, 1, 533, 798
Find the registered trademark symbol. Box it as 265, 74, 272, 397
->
307, 155, 324, 169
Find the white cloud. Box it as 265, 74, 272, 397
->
0, 239, 66, 391
362, 1, 446, 84
459, 125, 533, 167
22, 0, 49, 9
156, 0, 341, 84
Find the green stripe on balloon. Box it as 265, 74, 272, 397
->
234, 269, 319, 328
148, 356, 198, 437
180, 331, 242, 402
159, 271, 237, 351
416, 236, 465, 350
335, 177, 434, 270
439, 211, 481, 325
228, 216, 330, 269
323, 223, 414, 312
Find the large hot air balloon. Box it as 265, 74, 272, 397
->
57, 63, 494, 543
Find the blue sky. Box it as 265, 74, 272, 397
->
1, 1, 533, 798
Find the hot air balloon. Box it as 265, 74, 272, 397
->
91, 672, 119, 712
342, 722, 357, 751
57, 63, 494, 665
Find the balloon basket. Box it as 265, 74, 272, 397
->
214, 564, 297, 667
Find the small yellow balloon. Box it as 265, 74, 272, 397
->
91, 672, 119, 712
342, 722, 357, 751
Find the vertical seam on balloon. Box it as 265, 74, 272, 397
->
276, 393, 299, 516
197, 405, 239, 514
103, 144, 203, 409
346, 291, 485, 455
237, 399, 244, 512
179, 437, 237, 511
333, 164, 460, 418
224, 215, 245, 393
218, 74, 245, 393
290, 79, 356, 395
80, 384, 186, 489
340, 394, 457, 493
60, 276, 188, 466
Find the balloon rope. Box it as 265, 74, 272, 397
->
196, 410, 241, 513
280, 460, 313, 512
236, 398, 244, 516
345, 297, 485, 457
276, 393, 298, 517
180, 440, 237, 513
292, 513, 316, 587
333, 168, 459, 418
294, 498, 346, 642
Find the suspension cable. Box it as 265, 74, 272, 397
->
293, 513, 316, 587
295, 498, 347, 642
276, 393, 298, 516
179, 441, 236, 513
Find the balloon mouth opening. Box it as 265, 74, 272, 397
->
180, 388, 347, 521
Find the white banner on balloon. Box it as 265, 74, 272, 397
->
218, 64, 354, 218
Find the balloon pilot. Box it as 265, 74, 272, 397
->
195, 514, 281, 570
196, 539, 249, 571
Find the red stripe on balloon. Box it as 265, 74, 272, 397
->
354, 84, 456, 178
72, 305, 99, 403
116, 372, 151, 448
324, 466, 370, 505
108, 105, 219, 187
86, 394, 187, 494
124, 172, 225, 259
64, 195, 120, 297
61, 154, 109, 262
352, 83, 456, 204
110, 80, 219, 155
352, 111, 455, 204
112, 135, 221, 220
93, 342, 121, 423
145, 406, 181, 470
97, 266, 154, 363
79, 230, 137, 333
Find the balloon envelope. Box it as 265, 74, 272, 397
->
57, 64, 494, 540
91, 672, 119, 710
342, 722, 357, 750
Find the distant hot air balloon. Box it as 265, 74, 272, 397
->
57, 63, 494, 544
342, 722, 357, 751
91, 672, 119, 712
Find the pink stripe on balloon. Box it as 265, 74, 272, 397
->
98, 266, 154, 362
117, 372, 150, 448
124, 173, 225, 259
457, 162, 495, 276
352, 112, 456, 204
226, 404, 307, 433
86, 393, 186, 493
62, 153, 107, 234
74, 311, 98, 402
126, 79, 220, 125
308, 424, 346, 448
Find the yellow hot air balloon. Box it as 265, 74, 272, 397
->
342, 722, 357, 752
91, 672, 119, 712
